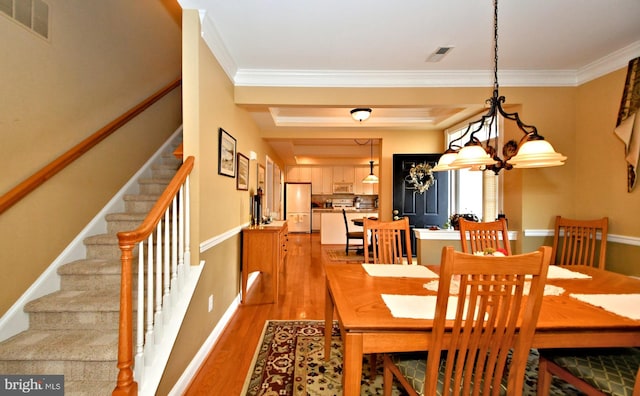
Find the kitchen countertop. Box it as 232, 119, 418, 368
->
313, 208, 377, 213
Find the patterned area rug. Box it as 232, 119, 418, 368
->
325, 249, 365, 263
242, 320, 583, 396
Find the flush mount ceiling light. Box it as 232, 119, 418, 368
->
350, 108, 372, 122
433, 0, 566, 174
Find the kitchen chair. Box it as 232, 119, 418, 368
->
537, 348, 640, 396
361, 216, 413, 378
363, 217, 413, 264
552, 216, 608, 269
342, 208, 364, 255
383, 245, 552, 396
458, 218, 511, 255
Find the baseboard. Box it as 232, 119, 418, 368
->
168, 271, 259, 395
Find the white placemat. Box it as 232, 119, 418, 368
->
381, 294, 458, 319
362, 264, 439, 278
546, 266, 592, 279
569, 293, 640, 320
422, 280, 565, 296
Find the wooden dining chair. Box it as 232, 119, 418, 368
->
552, 216, 608, 269
342, 208, 364, 255
537, 348, 640, 396
363, 217, 413, 264
383, 245, 552, 396
361, 216, 413, 378
458, 217, 511, 255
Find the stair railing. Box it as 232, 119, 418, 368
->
113, 155, 194, 396
0, 77, 182, 216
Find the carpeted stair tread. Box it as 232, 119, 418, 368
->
65, 380, 115, 396
105, 212, 148, 221
0, 329, 117, 360
84, 234, 119, 245
123, 193, 162, 201
25, 290, 120, 312
58, 259, 122, 276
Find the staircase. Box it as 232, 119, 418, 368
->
0, 148, 182, 396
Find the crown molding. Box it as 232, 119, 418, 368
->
200, 11, 237, 82
233, 69, 578, 88
576, 41, 640, 85
197, 13, 640, 89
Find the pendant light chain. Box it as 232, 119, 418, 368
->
493, 0, 499, 94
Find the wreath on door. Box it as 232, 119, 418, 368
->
405, 163, 435, 194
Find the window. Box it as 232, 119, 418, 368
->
446, 115, 503, 222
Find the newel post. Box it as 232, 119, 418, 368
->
113, 243, 138, 396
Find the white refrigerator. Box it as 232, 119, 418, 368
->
285, 182, 312, 233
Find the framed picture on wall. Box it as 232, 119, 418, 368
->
257, 163, 265, 190
237, 152, 249, 190
218, 128, 236, 177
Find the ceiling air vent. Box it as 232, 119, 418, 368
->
426, 46, 454, 63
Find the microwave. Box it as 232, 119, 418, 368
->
333, 183, 354, 194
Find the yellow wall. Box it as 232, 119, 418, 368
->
0, 0, 182, 316
157, 10, 284, 393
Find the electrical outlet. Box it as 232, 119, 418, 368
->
208, 295, 214, 312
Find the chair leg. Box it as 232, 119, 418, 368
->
383, 354, 393, 396
345, 240, 349, 255
537, 356, 552, 396
369, 353, 377, 380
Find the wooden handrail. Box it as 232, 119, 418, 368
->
113, 156, 194, 396
0, 77, 182, 216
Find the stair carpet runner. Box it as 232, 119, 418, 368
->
0, 149, 181, 396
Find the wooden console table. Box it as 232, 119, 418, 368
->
241, 221, 288, 303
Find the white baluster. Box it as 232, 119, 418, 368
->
178, 184, 185, 289
163, 208, 172, 321
144, 234, 155, 365
184, 176, 191, 277
154, 223, 163, 343
134, 242, 145, 382
171, 196, 179, 307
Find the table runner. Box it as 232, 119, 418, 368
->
362, 263, 438, 278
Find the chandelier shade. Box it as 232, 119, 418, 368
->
432, 0, 566, 174
507, 139, 568, 168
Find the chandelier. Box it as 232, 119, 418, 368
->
433, 0, 566, 174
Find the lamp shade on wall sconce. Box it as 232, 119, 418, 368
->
351, 108, 372, 122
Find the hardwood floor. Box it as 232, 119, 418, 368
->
184, 232, 337, 395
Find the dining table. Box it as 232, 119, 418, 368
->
324, 262, 640, 396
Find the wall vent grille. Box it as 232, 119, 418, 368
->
0, 0, 49, 40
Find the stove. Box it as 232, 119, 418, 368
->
331, 198, 355, 210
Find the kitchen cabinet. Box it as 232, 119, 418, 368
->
312, 211, 321, 231
332, 166, 355, 183
286, 166, 311, 182
241, 221, 288, 303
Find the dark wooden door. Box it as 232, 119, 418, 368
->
392, 154, 449, 254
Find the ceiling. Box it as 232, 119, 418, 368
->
178, 0, 640, 165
